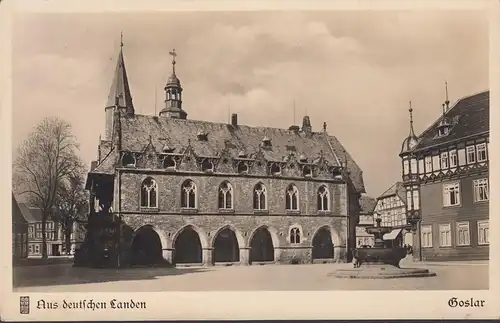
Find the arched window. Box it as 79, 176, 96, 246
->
290, 227, 301, 244
317, 185, 330, 211
141, 177, 158, 208
218, 181, 233, 209
181, 180, 197, 209
253, 183, 267, 210
285, 184, 299, 211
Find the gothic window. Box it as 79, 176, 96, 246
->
285, 184, 299, 211
181, 180, 197, 209
317, 185, 330, 211
140, 177, 158, 208
290, 227, 301, 244
122, 152, 136, 167
253, 183, 267, 210
218, 181, 233, 209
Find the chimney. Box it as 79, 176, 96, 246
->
288, 125, 300, 134
231, 113, 238, 127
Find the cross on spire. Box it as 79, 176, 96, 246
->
120, 31, 123, 48
169, 48, 177, 74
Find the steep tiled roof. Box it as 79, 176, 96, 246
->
359, 195, 377, 214
18, 203, 41, 222
12, 194, 28, 225
378, 181, 406, 202
414, 90, 489, 151
114, 114, 365, 193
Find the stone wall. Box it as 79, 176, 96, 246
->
114, 170, 353, 265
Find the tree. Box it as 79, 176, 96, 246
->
53, 173, 89, 255
13, 117, 83, 259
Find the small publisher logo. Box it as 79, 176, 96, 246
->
20, 296, 30, 314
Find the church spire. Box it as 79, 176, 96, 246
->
104, 33, 134, 140
159, 47, 187, 119
400, 100, 419, 154
105, 32, 134, 114
408, 100, 416, 137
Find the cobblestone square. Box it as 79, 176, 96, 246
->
13, 260, 488, 292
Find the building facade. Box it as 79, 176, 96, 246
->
18, 203, 86, 257
355, 195, 376, 247
81, 45, 366, 268
12, 194, 29, 262
400, 90, 489, 261
373, 181, 413, 248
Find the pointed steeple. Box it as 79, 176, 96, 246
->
106, 33, 134, 115
408, 101, 416, 137
400, 100, 419, 154
437, 81, 451, 137
104, 33, 134, 141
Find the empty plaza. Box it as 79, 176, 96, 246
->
13, 260, 488, 292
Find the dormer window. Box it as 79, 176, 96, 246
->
436, 118, 451, 137
332, 167, 342, 178
438, 127, 449, 137
262, 136, 272, 147
237, 162, 249, 173
302, 165, 312, 177
163, 155, 176, 170
201, 159, 214, 172
299, 154, 307, 163
238, 150, 247, 158
197, 130, 208, 141
270, 163, 281, 175
122, 152, 136, 167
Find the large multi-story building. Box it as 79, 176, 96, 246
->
373, 181, 413, 248
81, 44, 366, 268
400, 89, 489, 261
17, 203, 86, 257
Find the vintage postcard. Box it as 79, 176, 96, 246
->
1, 0, 499, 321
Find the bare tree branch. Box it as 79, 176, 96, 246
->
13, 117, 83, 259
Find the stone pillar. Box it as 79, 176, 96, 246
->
239, 247, 250, 265
162, 248, 174, 264
334, 245, 346, 263
202, 248, 214, 266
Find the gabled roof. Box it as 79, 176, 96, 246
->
18, 203, 41, 222
413, 90, 489, 151
106, 48, 134, 114
359, 195, 377, 214
114, 114, 365, 193
378, 181, 406, 202
12, 194, 28, 225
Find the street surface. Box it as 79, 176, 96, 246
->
13, 259, 488, 292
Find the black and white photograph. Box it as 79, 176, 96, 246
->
2, 0, 499, 321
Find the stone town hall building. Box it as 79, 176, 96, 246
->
81, 44, 365, 268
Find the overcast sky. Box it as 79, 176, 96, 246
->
11, 10, 489, 197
